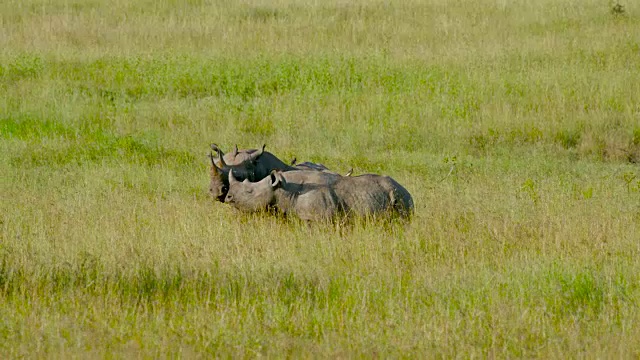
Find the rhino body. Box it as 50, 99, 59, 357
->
333, 174, 414, 219
225, 170, 413, 221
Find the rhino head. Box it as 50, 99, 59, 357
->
211, 143, 263, 167
208, 152, 229, 202
208, 145, 264, 202
225, 169, 282, 212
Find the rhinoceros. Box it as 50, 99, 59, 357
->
224, 170, 413, 221
212, 143, 338, 174
211, 144, 293, 173
208, 144, 349, 202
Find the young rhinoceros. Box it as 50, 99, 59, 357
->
225, 170, 413, 222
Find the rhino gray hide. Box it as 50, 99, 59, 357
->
225, 170, 413, 221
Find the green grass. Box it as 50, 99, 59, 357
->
2, 0, 640, 357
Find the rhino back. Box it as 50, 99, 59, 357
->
281, 170, 340, 186
250, 152, 294, 180
293, 162, 329, 172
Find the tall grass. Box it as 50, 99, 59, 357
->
2, 0, 640, 357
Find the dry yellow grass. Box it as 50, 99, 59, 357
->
1, 0, 640, 357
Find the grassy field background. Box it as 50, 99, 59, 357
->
2, 0, 640, 357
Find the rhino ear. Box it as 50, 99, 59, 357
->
208, 152, 216, 167
215, 147, 228, 167
270, 171, 283, 188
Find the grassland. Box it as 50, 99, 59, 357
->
1, 0, 640, 357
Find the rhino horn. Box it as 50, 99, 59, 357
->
210, 143, 227, 167
345, 168, 353, 177
232, 144, 239, 158
208, 152, 221, 175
